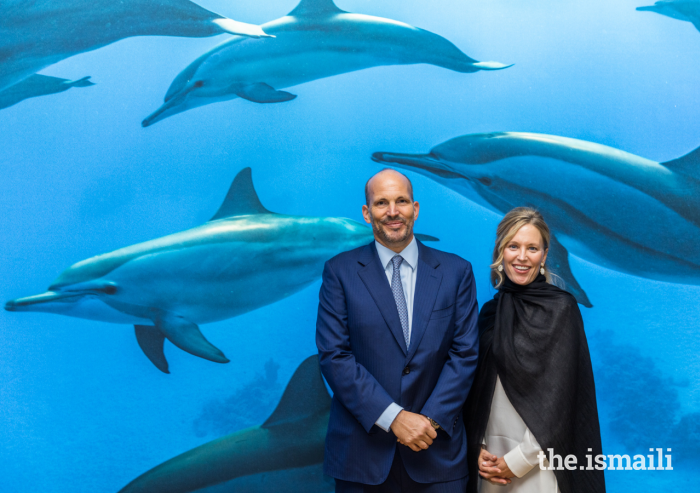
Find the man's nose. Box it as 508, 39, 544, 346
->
387, 203, 399, 216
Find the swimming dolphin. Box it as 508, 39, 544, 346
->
5, 168, 437, 372
373, 132, 700, 305
0, 74, 95, 110
141, 0, 511, 127
118, 355, 334, 493
637, 0, 700, 31
0, 0, 269, 92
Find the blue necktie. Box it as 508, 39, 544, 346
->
391, 255, 410, 349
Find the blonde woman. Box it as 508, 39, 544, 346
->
463, 208, 605, 493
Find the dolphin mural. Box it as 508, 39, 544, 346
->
637, 0, 700, 31
118, 355, 334, 493
0, 74, 95, 111
141, 0, 511, 127
0, 0, 269, 92
5, 168, 437, 372
373, 132, 700, 306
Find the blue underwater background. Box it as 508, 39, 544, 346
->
1, 0, 700, 491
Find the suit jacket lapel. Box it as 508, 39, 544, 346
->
406, 241, 442, 362
357, 243, 408, 355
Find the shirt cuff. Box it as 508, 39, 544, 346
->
375, 403, 403, 432
503, 444, 537, 478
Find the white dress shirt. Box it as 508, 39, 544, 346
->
373, 236, 419, 432
480, 376, 560, 492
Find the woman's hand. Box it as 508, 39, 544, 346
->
478, 448, 512, 485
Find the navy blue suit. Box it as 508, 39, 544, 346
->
316, 240, 479, 486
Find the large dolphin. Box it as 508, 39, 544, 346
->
0, 0, 269, 92
118, 355, 334, 493
5, 168, 437, 372
0, 74, 95, 110
637, 0, 700, 31
142, 0, 511, 127
373, 132, 700, 306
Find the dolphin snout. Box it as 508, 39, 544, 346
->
372, 151, 464, 179
636, 6, 657, 11
4, 291, 81, 312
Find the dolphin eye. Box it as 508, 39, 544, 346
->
478, 177, 492, 186
194, 80, 204, 88
103, 285, 117, 295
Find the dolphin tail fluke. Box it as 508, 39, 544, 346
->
69, 76, 95, 88
212, 18, 273, 38
469, 61, 514, 72
263, 355, 330, 428
415, 234, 439, 242
154, 311, 229, 365
661, 144, 700, 180
547, 234, 592, 308
135, 325, 170, 373
235, 83, 297, 103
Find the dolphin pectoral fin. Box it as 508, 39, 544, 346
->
547, 234, 592, 308
263, 355, 331, 428
661, 144, 700, 179
415, 233, 439, 242
154, 312, 229, 364
210, 167, 275, 220
212, 18, 273, 38
234, 83, 297, 104
135, 325, 170, 374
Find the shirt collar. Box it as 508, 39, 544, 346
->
375, 236, 418, 271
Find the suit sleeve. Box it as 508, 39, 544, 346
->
316, 260, 395, 433
420, 261, 479, 437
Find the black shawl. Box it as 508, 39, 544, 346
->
464, 275, 605, 493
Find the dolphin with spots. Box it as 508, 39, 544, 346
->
0, 74, 95, 111
0, 0, 269, 92
373, 132, 700, 306
118, 355, 334, 493
141, 0, 511, 127
5, 168, 437, 372
637, 0, 700, 31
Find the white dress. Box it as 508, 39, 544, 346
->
479, 376, 560, 493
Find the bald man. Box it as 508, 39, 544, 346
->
316, 169, 479, 492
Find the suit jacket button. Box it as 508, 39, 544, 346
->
403, 366, 410, 375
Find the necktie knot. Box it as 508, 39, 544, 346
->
391, 255, 404, 270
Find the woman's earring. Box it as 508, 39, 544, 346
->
540, 264, 545, 275
497, 265, 504, 272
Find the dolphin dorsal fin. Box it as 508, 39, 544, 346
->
661, 145, 700, 180
262, 355, 331, 428
209, 168, 273, 221
288, 0, 345, 16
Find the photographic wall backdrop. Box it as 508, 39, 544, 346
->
1, 0, 699, 491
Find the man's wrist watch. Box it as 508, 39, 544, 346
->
425, 416, 440, 430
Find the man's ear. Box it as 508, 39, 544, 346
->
362, 204, 371, 224
413, 201, 420, 220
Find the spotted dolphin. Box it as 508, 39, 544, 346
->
0, 0, 269, 92
5, 168, 437, 372
142, 0, 511, 127
118, 355, 334, 493
637, 0, 700, 31
0, 74, 95, 110
373, 132, 700, 305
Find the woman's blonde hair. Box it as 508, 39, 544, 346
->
490, 207, 552, 288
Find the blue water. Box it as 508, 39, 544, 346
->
1, 0, 699, 491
